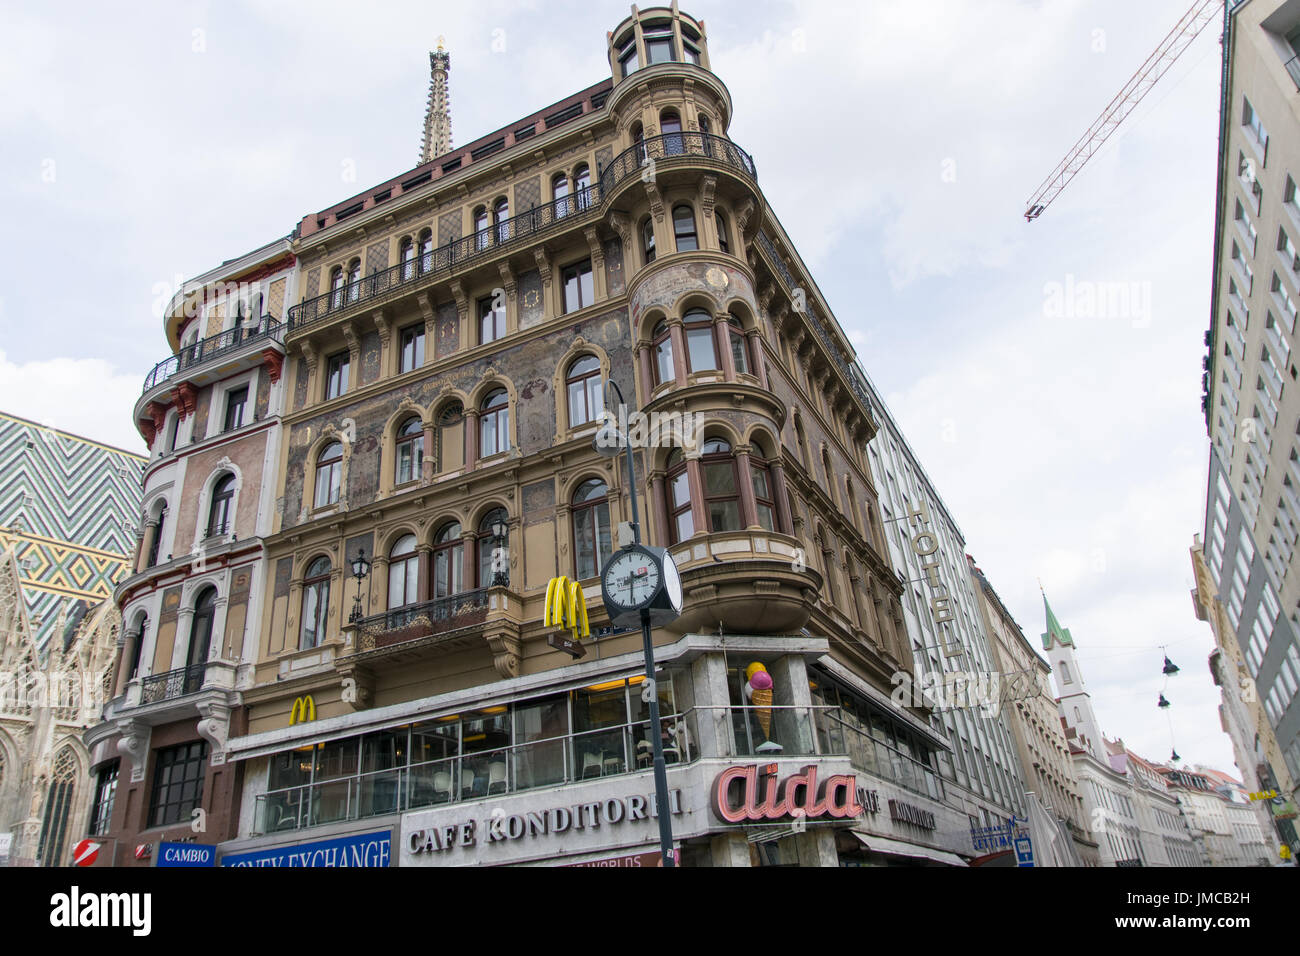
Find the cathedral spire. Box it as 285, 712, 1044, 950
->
1041, 591, 1074, 651
420, 38, 452, 165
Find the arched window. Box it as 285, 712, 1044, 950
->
632, 123, 646, 162
716, 210, 730, 254
794, 414, 811, 472
553, 172, 571, 217
347, 258, 362, 302
702, 438, 741, 532
301, 557, 331, 649
477, 508, 509, 587
207, 474, 235, 537
480, 389, 510, 457
683, 309, 718, 372
822, 448, 835, 492
673, 204, 698, 252
666, 448, 694, 543
728, 314, 750, 375
572, 480, 611, 580
437, 402, 465, 472
474, 206, 490, 251
37, 748, 77, 867
395, 417, 423, 486
661, 110, 683, 155
432, 522, 464, 598
574, 164, 592, 212
314, 442, 343, 509
330, 267, 345, 308
188, 586, 217, 670
387, 536, 419, 610
147, 503, 167, 568
642, 217, 657, 265
845, 478, 860, 533
652, 321, 675, 385
400, 237, 415, 280
128, 614, 147, 680
418, 228, 434, 272
751, 441, 777, 532
494, 197, 510, 244
566, 355, 603, 428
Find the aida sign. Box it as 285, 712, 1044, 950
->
711, 763, 871, 824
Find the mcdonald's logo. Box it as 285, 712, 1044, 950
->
289, 695, 317, 725
544, 576, 590, 642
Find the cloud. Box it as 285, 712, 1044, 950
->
0, 350, 147, 454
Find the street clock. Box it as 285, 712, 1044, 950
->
600, 543, 683, 628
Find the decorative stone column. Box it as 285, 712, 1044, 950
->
636, 342, 653, 407
464, 409, 480, 470
113, 628, 140, 698
770, 461, 794, 536
137, 519, 160, 574
686, 455, 708, 536
714, 312, 737, 380
746, 329, 769, 388
286, 577, 304, 653
649, 470, 669, 547
172, 606, 196, 672
415, 548, 431, 603
668, 318, 688, 388
421, 420, 435, 484
734, 445, 759, 530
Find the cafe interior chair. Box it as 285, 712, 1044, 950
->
432, 771, 452, 803
581, 751, 603, 779
635, 740, 653, 768
603, 754, 622, 775
487, 761, 507, 795
461, 770, 477, 798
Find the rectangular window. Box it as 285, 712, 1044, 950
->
1243, 97, 1269, 156
478, 296, 506, 344
89, 761, 119, 836
326, 352, 349, 400
399, 326, 425, 373
148, 741, 208, 828
562, 260, 594, 314
223, 386, 248, 432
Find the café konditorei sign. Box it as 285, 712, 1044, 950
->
408, 788, 685, 857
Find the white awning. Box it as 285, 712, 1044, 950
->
850, 831, 968, 867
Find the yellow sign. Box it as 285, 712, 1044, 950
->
1249, 789, 1278, 801
544, 576, 591, 642
289, 695, 316, 725
1282, 845, 1292, 860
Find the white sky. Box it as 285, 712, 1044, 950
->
0, 0, 1237, 773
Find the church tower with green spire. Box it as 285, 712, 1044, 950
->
1042, 592, 1103, 760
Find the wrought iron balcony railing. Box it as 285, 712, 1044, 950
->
287, 132, 757, 334
142, 318, 284, 393
140, 662, 207, 704
352, 588, 490, 652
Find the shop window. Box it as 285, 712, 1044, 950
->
148, 741, 208, 828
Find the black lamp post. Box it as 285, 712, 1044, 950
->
592, 378, 676, 868
349, 548, 371, 623
491, 519, 509, 587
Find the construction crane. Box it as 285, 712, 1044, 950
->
1024, 0, 1223, 221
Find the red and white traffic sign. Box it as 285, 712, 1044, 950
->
72, 839, 100, 867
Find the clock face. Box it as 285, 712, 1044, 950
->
603, 549, 661, 610
662, 551, 683, 612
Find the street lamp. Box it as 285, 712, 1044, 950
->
593, 378, 676, 868
490, 519, 509, 587
349, 548, 371, 624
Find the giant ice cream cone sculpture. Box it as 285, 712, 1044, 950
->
745, 661, 775, 744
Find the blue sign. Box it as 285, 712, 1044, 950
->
221, 830, 391, 868
1014, 834, 1035, 867
157, 842, 217, 867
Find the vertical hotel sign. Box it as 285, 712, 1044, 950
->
902, 498, 959, 654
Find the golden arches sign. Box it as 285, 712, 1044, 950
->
289, 696, 316, 725
543, 576, 590, 642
